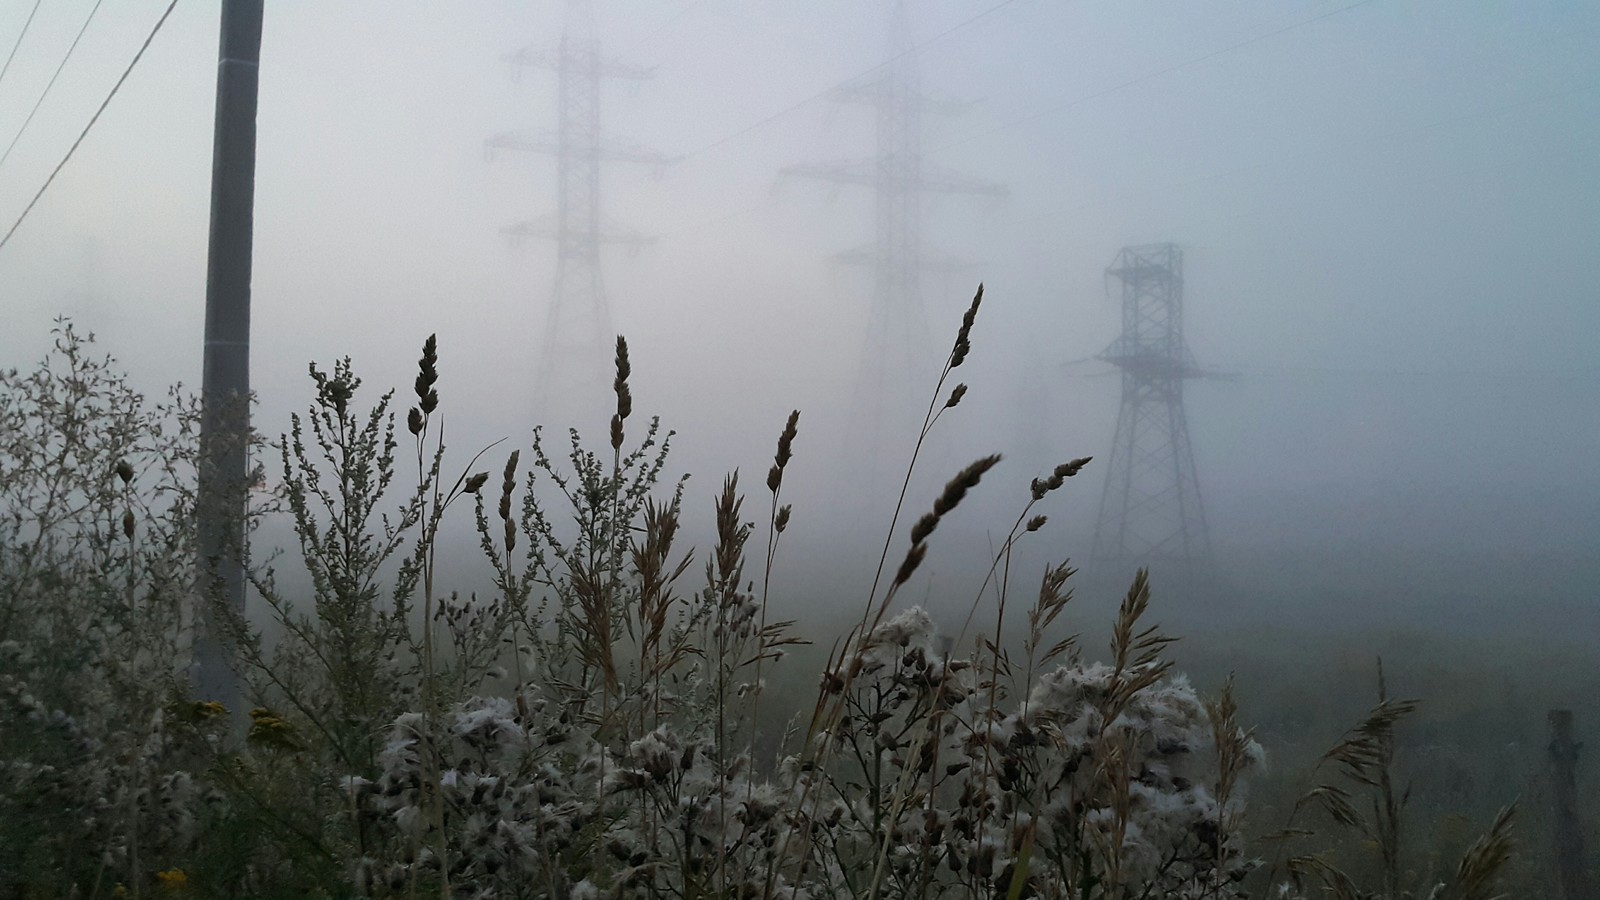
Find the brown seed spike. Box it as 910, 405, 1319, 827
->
499, 452, 519, 521
610, 413, 624, 451
932, 454, 1002, 518
909, 512, 939, 546
775, 410, 799, 467
613, 336, 633, 422
1026, 515, 1047, 532
945, 384, 967, 409
775, 504, 791, 533
1055, 457, 1092, 479
894, 542, 929, 586
465, 472, 489, 495
766, 464, 783, 494
415, 335, 439, 412
950, 284, 983, 369
406, 407, 423, 435
115, 459, 134, 485
122, 510, 135, 540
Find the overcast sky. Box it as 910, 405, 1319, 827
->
2, 0, 1597, 596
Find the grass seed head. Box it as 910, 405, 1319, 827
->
950, 284, 983, 368
611, 336, 634, 450
613, 336, 633, 428
767, 409, 801, 492
945, 383, 967, 409
894, 542, 929, 586
933, 454, 1002, 518
414, 334, 439, 414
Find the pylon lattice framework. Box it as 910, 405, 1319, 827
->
490, 4, 671, 408
782, 3, 1005, 419
1091, 243, 1212, 574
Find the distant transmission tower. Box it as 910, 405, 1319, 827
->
490, 2, 671, 411
1091, 244, 1213, 575
783, 2, 1005, 433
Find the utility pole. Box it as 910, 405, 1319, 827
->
194, 0, 263, 717
1548, 710, 1591, 900
782, 1, 1005, 443
1091, 244, 1213, 577
490, 0, 671, 416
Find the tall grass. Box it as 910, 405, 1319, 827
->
0, 302, 1519, 899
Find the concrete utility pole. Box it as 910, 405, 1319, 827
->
1548, 710, 1591, 900
194, 0, 263, 716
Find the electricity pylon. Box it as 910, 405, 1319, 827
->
782, 2, 1005, 440
490, 1, 671, 413
1091, 243, 1213, 576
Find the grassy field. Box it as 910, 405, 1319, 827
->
3, 305, 1586, 898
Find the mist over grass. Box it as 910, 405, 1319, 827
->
4, 306, 1587, 897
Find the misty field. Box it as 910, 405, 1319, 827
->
1, 300, 1592, 899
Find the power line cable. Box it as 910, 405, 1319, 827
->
677, 0, 1023, 162
0, 0, 45, 94
999, 76, 1598, 234
0, 0, 106, 171
0, 0, 178, 255
932, 0, 1379, 155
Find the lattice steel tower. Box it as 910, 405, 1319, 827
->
783, 2, 1005, 427
490, 1, 671, 410
1091, 244, 1212, 575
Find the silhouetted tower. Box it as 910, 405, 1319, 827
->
1091, 244, 1212, 575
490, 1, 670, 410
783, 2, 1004, 431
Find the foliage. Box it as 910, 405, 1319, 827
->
0, 304, 1521, 899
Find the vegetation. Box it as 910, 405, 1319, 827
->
0, 298, 1533, 898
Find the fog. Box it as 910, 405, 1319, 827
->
3, 0, 1598, 642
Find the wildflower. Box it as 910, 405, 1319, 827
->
155, 868, 188, 890
247, 708, 301, 750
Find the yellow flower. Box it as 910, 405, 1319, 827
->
156, 868, 189, 890
247, 707, 302, 750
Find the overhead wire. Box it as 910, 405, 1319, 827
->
931, 0, 1381, 156
0, 0, 106, 171
0, 0, 179, 255
676, 0, 1024, 163
0, 0, 45, 94
651, 1, 1033, 241
658, 0, 1381, 243
994, 75, 1600, 237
